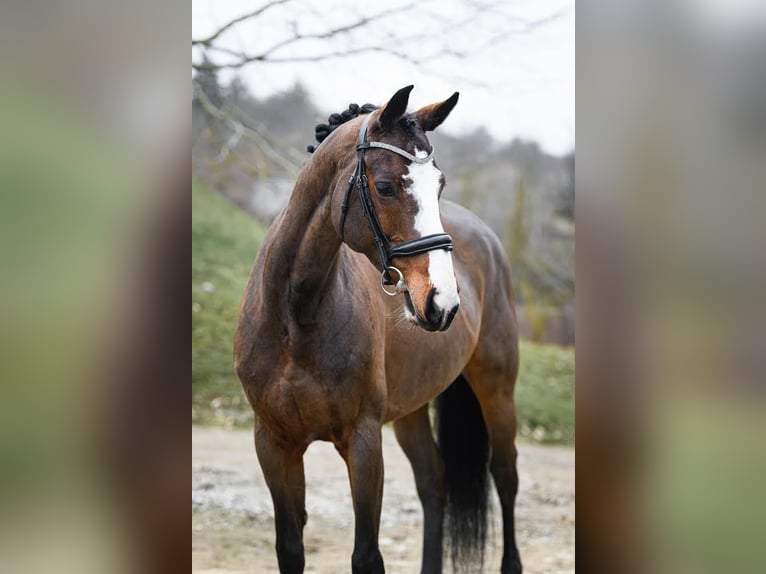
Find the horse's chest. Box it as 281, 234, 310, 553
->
253, 363, 369, 445
249, 331, 380, 444
255, 321, 374, 380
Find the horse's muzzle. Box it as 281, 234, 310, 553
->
424, 288, 459, 332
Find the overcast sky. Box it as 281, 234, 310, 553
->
193, 0, 575, 155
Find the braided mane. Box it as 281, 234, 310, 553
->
307, 102, 378, 153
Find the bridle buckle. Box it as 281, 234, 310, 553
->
381, 266, 407, 296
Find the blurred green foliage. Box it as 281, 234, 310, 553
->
192, 180, 266, 421
516, 340, 575, 443
0, 86, 162, 573
0, 87, 135, 485
191, 180, 574, 443
647, 396, 766, 574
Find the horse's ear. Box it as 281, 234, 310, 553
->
416, 92, 459, 132
377, 85, 414, 130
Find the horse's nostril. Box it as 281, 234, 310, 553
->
441, 303, 459, 331
425, 288, 441, 326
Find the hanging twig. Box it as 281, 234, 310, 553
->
192, 0, 293, 46
193, 81, 302, 174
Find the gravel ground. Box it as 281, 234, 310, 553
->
193, 425, 574, 573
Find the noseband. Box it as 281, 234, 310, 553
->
339, 114, 454, 296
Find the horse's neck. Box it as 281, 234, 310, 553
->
263, 157, 343, 327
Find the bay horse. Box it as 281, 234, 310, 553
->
234, 85, 521, 574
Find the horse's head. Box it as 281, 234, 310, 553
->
333, 85, 460, 332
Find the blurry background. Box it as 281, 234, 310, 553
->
191, 0, 575, 425
0, 1, 187, 572
578, 1, 766, 573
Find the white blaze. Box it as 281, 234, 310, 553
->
402, 149, 460, 313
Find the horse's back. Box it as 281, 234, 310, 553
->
441, 199, 517, 317
442, 199, 520, 388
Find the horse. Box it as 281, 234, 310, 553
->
234, 85, 521, 574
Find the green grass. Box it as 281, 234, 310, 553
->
192, 180, 267, 424
516, 340, 575, 443
191, 180, 574, 442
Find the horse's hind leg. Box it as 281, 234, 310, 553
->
485, 395, 522, 573
254, 422, 307, 574
466, 369, 522, 574
393, 405, 445, 574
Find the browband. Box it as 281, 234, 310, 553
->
361, 141, 434, 164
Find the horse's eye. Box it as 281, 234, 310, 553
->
375, 181, 397, 197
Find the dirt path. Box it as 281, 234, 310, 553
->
193, 425, 574, 573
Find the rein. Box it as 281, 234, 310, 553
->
339, 114, 454, 296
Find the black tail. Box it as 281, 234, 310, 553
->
436, 374, 491, 571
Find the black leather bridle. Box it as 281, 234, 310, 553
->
339, 114, 454, 296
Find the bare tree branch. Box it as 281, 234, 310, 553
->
192, 0, 292, 46
193, 80, 302, 174
214, 121, 244, 164
192, 1, 562, 92
194, 43, 417, 71
193, 3, 418, 70
193, 43, 490, 90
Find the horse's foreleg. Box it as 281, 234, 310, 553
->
339, 419, 386, 574
254, 423, 307, 574
393, 405, 445, 574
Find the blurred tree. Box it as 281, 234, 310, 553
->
506, 174, 549, 342
505, 168, 575, 343
507, 172, 530, 265
194, 54, 223, 108
559, 151, 575, 221
192, 54, 224, 143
